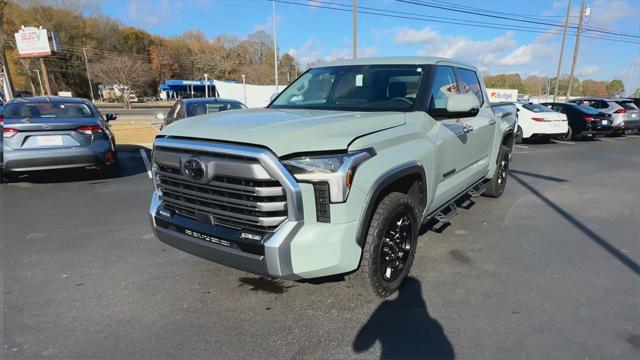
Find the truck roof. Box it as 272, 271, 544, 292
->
315, 56, 478, 71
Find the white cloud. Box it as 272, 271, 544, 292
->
587, 0, 639, 29
288, 38, 377, 68
576, 65, 601, 77
128, 0, 174, 25
394, 27, 439, 44
253, 14, 283, 34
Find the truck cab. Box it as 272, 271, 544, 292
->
149, 57, 516, 297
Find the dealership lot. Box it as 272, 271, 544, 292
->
2, 138, 639, 359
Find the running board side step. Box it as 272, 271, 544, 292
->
425, 182, 486, 232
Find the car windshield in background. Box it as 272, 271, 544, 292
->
523, 103, 553, 113
270, 65, 424, 112
186, 102, 246, 117
5, 102, 93, 118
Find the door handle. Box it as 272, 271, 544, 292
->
488, 119, 496, 125
463, 124, 474, 134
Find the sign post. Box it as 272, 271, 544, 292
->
15, 26, 55, 95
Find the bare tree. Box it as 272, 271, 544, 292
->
92, 57, 152, 108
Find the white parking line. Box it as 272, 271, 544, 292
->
627, 135, 640, 139
139, 149, 152, 179
550, 139, 576, 145
596, 138, 617, 142
515, 145, 529, 149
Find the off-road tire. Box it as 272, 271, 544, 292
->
355, 192, 419, 298
484, 145, 510, 198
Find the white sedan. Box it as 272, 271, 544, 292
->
515, 103, 569, 143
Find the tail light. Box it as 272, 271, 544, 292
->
76, 125, 104, 135
583, 116, 594, 122
3, 128, 18, 138
531, 117, 551, 122
0, 115, 4, 125
614, 109, 629, 114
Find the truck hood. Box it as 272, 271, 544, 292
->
160, 108, 405, 156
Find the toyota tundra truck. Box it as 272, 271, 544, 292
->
149, 57, 517, 297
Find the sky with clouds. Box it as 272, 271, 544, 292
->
100, 0, 640, 90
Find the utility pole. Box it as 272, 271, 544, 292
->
565, 0, 586, 102
272, 0, 279, 92
33, 69, 44, 96
39, 58, 52, 95
1, 47, 13, 100
241, 74, 247, 104
353, 0, 358, 58
82, 47, 95, 101
553, 0, 571, 102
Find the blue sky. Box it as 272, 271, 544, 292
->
100, 0, 640, 90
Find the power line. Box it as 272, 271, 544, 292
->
274, 0, 640, 44
398, 0, 640, 39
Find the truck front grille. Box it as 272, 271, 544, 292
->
154, 144, 290, 232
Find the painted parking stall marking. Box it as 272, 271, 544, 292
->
139, 149, 152, 179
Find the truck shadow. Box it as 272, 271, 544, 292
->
353, 277, 455, 359
2, 145, 150, 184
510, 172, 639, 277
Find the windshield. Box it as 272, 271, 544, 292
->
522, 103, 554, 113
186, 101, 246, 117
270, 65, 424, 112
5, 102, 94, 118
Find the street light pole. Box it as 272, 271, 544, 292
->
553, 0, 571, 102
272, 0, 279, 92
353, 0, 358, 59
82, 47, 95, 101
204, 73, 209, 98
33, 69, 44, 96
241, 74, 247, 105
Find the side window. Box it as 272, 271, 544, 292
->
176, 103, 185, 119
456, 68, 484, 106
166, 103, 178, 120
429, 66, 459, 114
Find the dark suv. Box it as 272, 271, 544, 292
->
540, 102, 614, 140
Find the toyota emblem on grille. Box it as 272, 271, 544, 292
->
183, 158, 205, 180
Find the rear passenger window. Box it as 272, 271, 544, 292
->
429, 66, 458, 113
456, 68, 484, 105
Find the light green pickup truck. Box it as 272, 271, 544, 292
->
149, 57, 517, 297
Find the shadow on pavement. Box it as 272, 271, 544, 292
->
353, 277, 455, 359
509, 169, 568, 183
510, 173, 640, 277
3, 144, 150, 184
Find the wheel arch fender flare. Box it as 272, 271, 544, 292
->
355, 162, 427, 248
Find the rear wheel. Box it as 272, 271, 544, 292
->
515, 126, 523, 144
559, 126, 573, 141
484, 145, 510, 198
355, 192, 419, 298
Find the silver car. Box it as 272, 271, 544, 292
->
2, 96, 118, 182
569, 98, 640, 135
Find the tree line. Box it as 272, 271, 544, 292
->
482, 73, 628, 98
2, 0, 299, 100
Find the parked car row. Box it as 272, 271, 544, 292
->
514, 97, 640, 143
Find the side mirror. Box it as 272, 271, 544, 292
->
105, 113, 117, 121
155, 113, 166, 121
270, 92, 279, 102
446, 93, 480, 113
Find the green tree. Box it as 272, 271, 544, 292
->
606, 80, 624, 96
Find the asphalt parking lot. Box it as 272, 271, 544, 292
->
2, 136, 639, 359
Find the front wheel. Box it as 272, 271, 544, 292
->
484, 145, 510, 198
355, 192, 419, 298
515, 126, 523, 144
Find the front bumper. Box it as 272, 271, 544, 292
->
3, 140, 113, 172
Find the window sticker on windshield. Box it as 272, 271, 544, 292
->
355, 74, 363, 87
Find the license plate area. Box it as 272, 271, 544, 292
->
36, 135, 64, 147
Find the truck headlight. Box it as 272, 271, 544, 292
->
282, 149, 375, 203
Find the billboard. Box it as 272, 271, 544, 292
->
14, 26, 52, 58
486, 88, 518, 102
